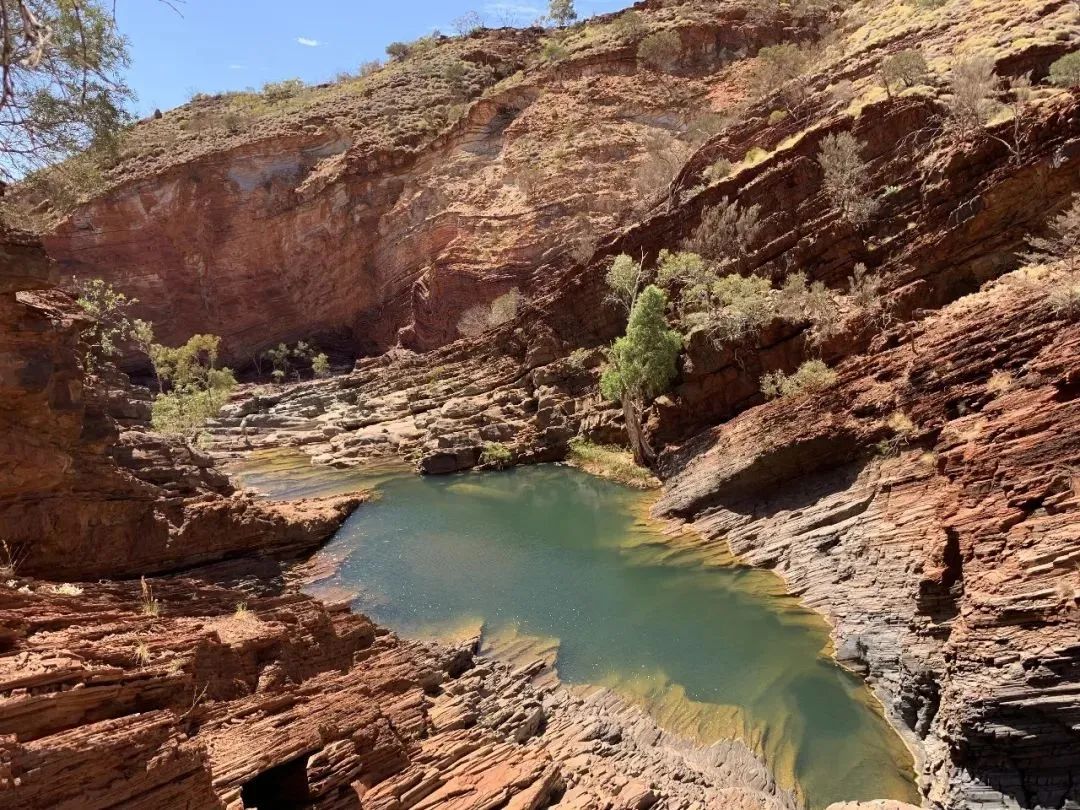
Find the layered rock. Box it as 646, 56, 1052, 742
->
0, 574, 795, 810
0, 236, 359, 580
655, 266, 1080, 809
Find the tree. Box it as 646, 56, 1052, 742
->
637, 30, 681, 72
0, 0, 134, 181
1048, 51, 1080, 87
452, 11, 483, 36
605, 253, 645, 313
751, 43, 813, 111
149, 334, 237, 436
548, 0, 576, 27
600, 285, 681, 466
945, 56, 1000, 139
457, 287, 523, 336
72, 277, 137, 374
879, 49, 927, 97
818, 132, 877, 225
312, 352, 330, 378
684, 197, 763, 272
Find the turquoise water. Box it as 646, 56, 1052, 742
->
231, 451, 918, 809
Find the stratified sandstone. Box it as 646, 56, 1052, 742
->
656, 266, 1080, 809
0, 575, 795, 810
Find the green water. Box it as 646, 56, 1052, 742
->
231, 452, 918, 810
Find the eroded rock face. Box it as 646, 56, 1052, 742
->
655, 268, 1080, 809
0, 575, 795, 810
0, 237, 359, 580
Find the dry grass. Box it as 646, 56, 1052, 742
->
566, 438, 658, 489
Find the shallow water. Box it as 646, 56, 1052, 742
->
231, 451, 918, 809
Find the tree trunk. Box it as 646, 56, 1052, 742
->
622, 394, 656, 468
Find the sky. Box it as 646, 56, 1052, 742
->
116, 0, 636, 115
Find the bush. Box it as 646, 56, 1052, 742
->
611, 11, 646, 40
72, 278, 138, 375
945, 57, 1000, 138
262, 78, 305, 102
458, 288, 523, 336
760, 359, 838, 399
1048, 51, 1080, 87
312, 353, 331, 378
879, 49, 928, 95
684, 197, 763, 270
1024, 194, 1080, 270
452, 11, 484, 36
480, 441, 512, 468
752, 43, 813, 109
818, 132, 877, 225
706, 157, 732, 181
541, 38, 569, 62
149, 334, 237, 435
637, 29, 682, 72
386, 41, 412, 60
768, 109, 789, 125
606, 254, 644, 312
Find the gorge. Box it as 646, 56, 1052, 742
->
2, 0, 1079, 808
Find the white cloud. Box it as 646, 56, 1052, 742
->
228, 63, 247, 70
483, 2, 543, 19
296, 37, 320, 47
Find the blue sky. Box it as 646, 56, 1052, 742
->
117, 0, 635, 115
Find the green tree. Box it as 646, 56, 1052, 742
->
72, 277, 137, 374
0, 1, 134, 181
879, 49, 928, 96
600, 285, 681, 466
312, 352, 330, 378
605, 253, 644, 313
1049, 51, 1080, 87
548, 0, 576, 27
149, 334, 237, 436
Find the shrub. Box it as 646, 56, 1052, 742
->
458, 288, 523, 336
848, 262, 884, 309
775, 271, 842, 342
985, 370, 1014, 396
818, 132, 877, 225
760, 359, 837, 399
945, 57, 1000, 138
541, 38, 569, 62
386, 41, 412, 60
1024, 194, 1080, 271
606, 254, 644, 312
1048, 51, 1080, 87
312, 353, 331, 378
480, 441, 512, 468
452, 11, 484, 36
72, 278, 139, 375
150, 334, 237, 436
768, 109, 789, 125
684, 197, 763, 270
752, 43, 813, 109
706, 157, 732, 181
711, 273, 774, 339
830, 79, 856, 105
744, 146, 769, 165
1049, 274, 1080, 320
880, 49, 928, 96
637, 29, 682, 72
262, 78, 305, 102
359, 60, 383, 77
611, 11, 646, 40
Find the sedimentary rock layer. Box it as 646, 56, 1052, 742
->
656, 267, 1080, 809
0, 574, 795, 810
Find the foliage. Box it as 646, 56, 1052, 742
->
768, 109, 789, 125
386, 41, 412, 61
705, 157, 732, 181
684, 196, 763, 271
1049, 52, 1080, 88
847, 262, 884, 309
312, 352, 331, 378
879, 49, 928, 95
751, 43, 813, 109
710, 273, 774, 339
1048, 273, 1080, 320
637, 29, 682, 72
0, 0, 132, 181
818, 132, 877, 225
73, 278, 138, 374
634, 131, 692, 208
566, 437, 656, 488
760, 359, 837, 399
458, 287, 523, 336
149, 334, 237, 436
541, 38, 569, 62
605, 253, 644, 312
1024, 194, 1080, 271
600, 285, 681, 403
480, 441, 512, 468
611, 10, 645, 40
452, 11, 484, 36
549, 0, 577, 27
775, 271, 841, 342
262, 78, 305, 102
945, 57, 1000, 139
